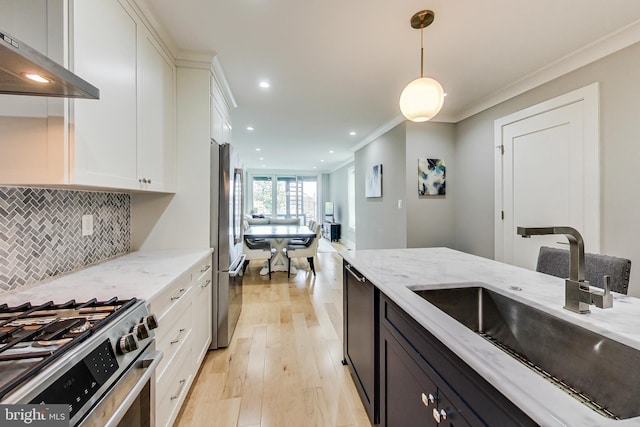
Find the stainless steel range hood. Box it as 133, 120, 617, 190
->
0, 28, 99, 99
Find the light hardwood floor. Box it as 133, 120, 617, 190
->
175, 243, 371, 427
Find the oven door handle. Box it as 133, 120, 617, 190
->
102, 350, 163, 427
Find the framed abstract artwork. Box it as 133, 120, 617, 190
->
366, 163, 382, 198
418, 158, 446, 196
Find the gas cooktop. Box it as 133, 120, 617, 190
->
0, 297, 139, 400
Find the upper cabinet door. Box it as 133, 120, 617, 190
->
138, 28, 176, 192
72, 0, 139, 189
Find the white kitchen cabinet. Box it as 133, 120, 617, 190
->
0, 0, 176, 192
210, 73, 232, 144
191, 258, 213, 368
72, 0, 139, 189
149, 255, 212, 427
138, 27, 176, 191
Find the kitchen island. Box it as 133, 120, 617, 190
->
341, 247, 640, 427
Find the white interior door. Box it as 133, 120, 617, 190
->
495, 83, 600, 270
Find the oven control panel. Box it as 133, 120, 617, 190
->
30, 339, 119, 418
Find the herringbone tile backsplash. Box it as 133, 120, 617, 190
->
0, 187, 130, 293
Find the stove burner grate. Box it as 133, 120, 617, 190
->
0, 297, 137, 400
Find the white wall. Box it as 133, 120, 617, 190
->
455, 41, 640, 296
405, 121, 456, 248
355, 124, 407, 249
328, 162, 355, 247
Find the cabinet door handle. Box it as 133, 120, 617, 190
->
171, 288, 186, 301
345, 264, 366, 283
201, 279, 211, 288
171, 328, 186, 344
421, 392, 435, 407
170, 378, 186, 400
201, 264, 211, 273
432, 408, 447, 423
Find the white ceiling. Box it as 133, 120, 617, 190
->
145, 0, 640, 172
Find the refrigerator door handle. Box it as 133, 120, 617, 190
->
228, 254, 246, 277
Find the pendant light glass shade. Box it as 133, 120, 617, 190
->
399, 10, 444, 122
399, 77, 444, 122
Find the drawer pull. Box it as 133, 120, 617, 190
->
170, 378, 187, 400
433, 408, 447, 423
345, 264, 366, 283
170, 288, 186, 301
170, 328, 186, 344
421, 392, 435, 407
201, 265, 211, 273
201, 279, 211, 288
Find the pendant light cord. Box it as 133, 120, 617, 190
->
420, 27, 424, 78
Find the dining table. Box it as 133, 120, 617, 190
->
244, 225, 316, 275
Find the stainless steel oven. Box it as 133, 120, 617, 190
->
79, 345, 161, 427
0, 298, 162, 427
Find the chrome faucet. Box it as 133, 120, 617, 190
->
516, 226, 612, 314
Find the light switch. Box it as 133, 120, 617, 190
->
398, 200, 403, 209
82, 215, 94, 236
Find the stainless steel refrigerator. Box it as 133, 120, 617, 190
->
210, 142, 245, 349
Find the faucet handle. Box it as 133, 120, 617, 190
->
592, 275, 613, 309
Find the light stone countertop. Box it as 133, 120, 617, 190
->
340, 247, 640, 427
0, 249, 214, 307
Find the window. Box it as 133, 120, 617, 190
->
252, 176, 273, 215
251, 175, 317, 223
348, 166, 355, 230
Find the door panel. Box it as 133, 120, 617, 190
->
495, 83, 600, 269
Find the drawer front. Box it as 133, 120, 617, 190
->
156, 301, 193, 378
193, 258, 213, 284
156, 344, 193, 427
192, 270, 212, 367
147, 275, 193, 321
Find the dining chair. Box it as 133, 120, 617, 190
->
242, 222, 276, 279
289, 220, 315, 246
283, 222, 322, 278
536, 246, 631, 294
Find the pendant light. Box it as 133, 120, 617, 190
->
399, 10, 444, 122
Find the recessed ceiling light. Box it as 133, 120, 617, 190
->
259, 81, 270, 88
329, 150, 335, 154
349, 131, 356, 136
259, 157, 264, 161
444, 93, 448, 97
313, 166, 317, 169
256, 148, 261, 152
320, 159, 324, 163
247, 126, 254, 131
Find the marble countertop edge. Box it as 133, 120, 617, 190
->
0, 248, 214, 307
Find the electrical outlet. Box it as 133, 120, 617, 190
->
82, 215, 94, 236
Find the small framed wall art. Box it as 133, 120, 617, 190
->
418, 158, 446, 196
366, 163, 382, 198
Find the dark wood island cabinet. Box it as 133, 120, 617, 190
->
342, 261, 379, 424
342, 261, 537, 427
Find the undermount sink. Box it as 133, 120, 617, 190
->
413, 286, 640, 420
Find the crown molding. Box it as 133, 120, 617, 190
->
211, 57, 238, 109
454, 18, 640, 122
175, 51, 215, 69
